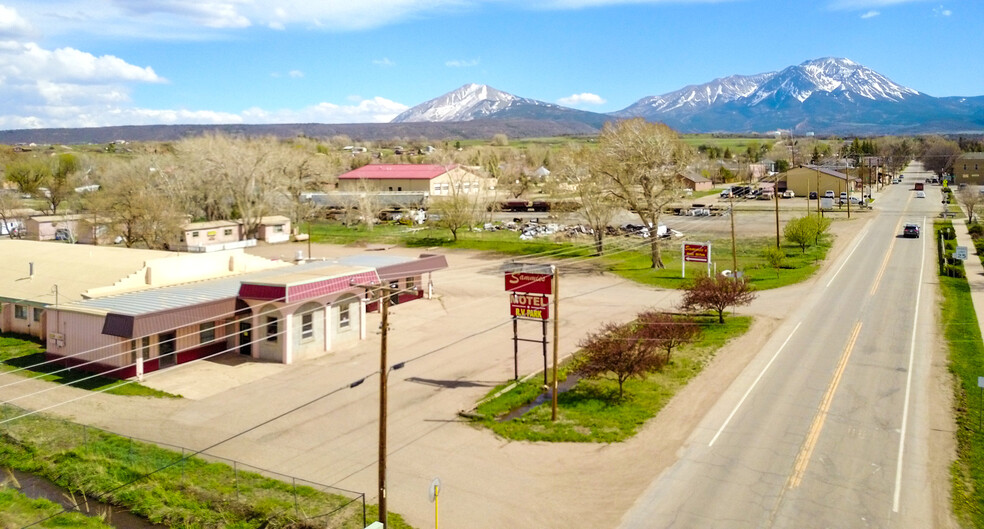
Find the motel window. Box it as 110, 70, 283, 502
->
339, 304, 350, 328
463, 182, 470, 194
266, 316, 278, 342
224, 228, 233, 236
441, 183, 449, 193
406, 276, 415, 291
141, 336, 151, 360
129, 340, 137, 365
433, 184, 441, 194
200, 322, 216, 344
33, 308, 42, 322
274, 225, 284, 233
192, 231, 199, 238
14, 305, 27, 320
301, 313, 314, 341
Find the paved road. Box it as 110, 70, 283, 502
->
620, 164, 943, 528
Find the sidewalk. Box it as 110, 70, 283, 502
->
952, 219, 984, 339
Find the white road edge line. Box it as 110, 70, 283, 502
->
893, 215, 927, 513
709, 321, 803, 447
826, 222, 872, 289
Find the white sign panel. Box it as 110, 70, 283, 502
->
954, 246, 968, 261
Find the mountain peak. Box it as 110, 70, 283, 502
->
392, 84, 525, 123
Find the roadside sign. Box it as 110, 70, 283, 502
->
509, 293, 549, 320
504, 272, 553, 295
978, 377, 984, 388
429, 478, 441, 502
683, 243, 709, 263
955, 246, 968, 261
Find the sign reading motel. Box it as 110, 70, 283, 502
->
510, 293, 549, 320
504, 272, 553, 295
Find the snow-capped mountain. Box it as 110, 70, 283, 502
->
391, 59, 983, 134
391, 83, 610, 126
617, 57, 924, 120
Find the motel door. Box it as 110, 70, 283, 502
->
239, 321, 252, 356
158, 331, 177, 368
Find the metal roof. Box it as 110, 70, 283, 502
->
337, 164, 455, 180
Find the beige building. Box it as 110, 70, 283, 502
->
24, 214, 114, 244
954, 153, 984, 185
784, 165, 859, 198
0, 240, 284, 339
336, 164, 496, 198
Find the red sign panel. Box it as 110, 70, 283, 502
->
510, 293, 549, 320
504, 272, 553, 295
684, 244, 709, 263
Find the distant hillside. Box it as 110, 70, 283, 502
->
0, 120, 601, 146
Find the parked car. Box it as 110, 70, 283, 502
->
809, 191, 818, 200
840, 192, 848, 200
782, 190, 795, 199
915, 190, 926, 198
720, 188, 733, 198
903, 224, 920, 238
825, 190, 835, 198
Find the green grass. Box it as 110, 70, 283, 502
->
0, 485, 114, 528
311, 222, 832, 291
939, 223, 984, 528
0, 405, 413, 528
0, 333, 178, 398
469, 315, 752, 442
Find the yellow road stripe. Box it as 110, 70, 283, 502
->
788, 321, 863, 488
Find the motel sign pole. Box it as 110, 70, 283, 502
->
551, 265, 560, 422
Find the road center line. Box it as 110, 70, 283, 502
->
870, 217, 907, 296
708, 321, 802, 447
788, 320, 863, 489
893, 215, 927, 512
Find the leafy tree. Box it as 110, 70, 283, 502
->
5, 154, 82, 214
775, 159, 791, 173
594, 118, 693, 268
635, 311, 701, 364
679, 274, 757, 323
574, 321, 665, 400
784, 216, 814, 253
763, 246, 785, 277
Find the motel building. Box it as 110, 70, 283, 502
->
0, 240, 446, 380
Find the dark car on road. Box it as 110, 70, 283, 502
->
903, 224, 920, 238
809, 191, 818, 200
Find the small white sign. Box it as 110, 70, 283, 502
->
978, 376, 984, 388
955, 246, 968, 261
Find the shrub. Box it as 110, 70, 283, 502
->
969, 223, 984, 238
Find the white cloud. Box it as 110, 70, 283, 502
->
288, 69, 304, 78
373, 57, 395, 67
557, 92, 606, 106
933, 5, 951, 16
240, 97, 409, 124
0, 5, 33, 38
827, 0, 925, 9
445, 58, 479, 67
860, 10, 880, 18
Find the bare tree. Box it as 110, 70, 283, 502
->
86, 157, 185, 249
595, 119, 693, 268
555, 144, 617, 256
679, 274, 757, 324
177, 133, 283, 239
0, 190, 25, 238
919, 137, 961, 178
958, 186, 983, 224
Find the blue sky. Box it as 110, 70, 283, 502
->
0, 0, 978, 129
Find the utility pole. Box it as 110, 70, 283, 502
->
729, 192, 737, 273
378, 290, 390, 528
773, 173, 781, 249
